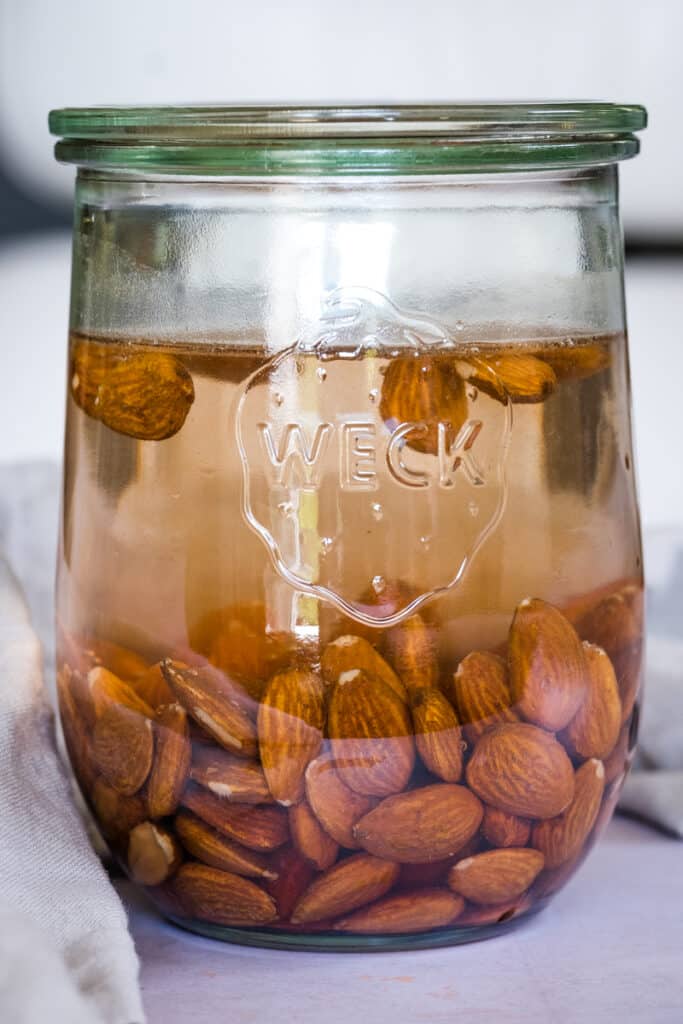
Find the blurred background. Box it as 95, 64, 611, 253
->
0, 0, 681, 530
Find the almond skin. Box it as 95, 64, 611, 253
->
288, 801, 339, 871
321, 635, 407, 702
481, 806, 531, 848
532, 758, 605, 868
172, 862, 278, 926
353, 783, 483, 863
448, 848, 544, 905
146, 703, 191, 819
304, 754, 377, 848
384, 615, 440, 695
174, 810, 277, 880
91, 702, 154, 796
379, 354, 467, 456
291, 853, 400, 924
328, 669, 415, 797
264, 847, 316, 922
466, 723, 575, 819
563, 643, 622, 760
191, 745, 273, 804
508, 598, 586, 732
128, 821, 182, 886
88, 665, 154, 719
576, 590, 643, 723
411, 688, 463, 782
70, 337, 195, 441
449, 651, 517, 744
467, 353, 556, 404
334, 888, 465, 934
181, 784, 289, 852
91, 778, 147, 840
257, 668, 325, 806
161, 660, 257, 758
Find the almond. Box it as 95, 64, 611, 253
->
576, 590, 643, 723
541, 339, 611, 381
70, 336, 195, 441
466, 723, 574, 819
181, 784, 289, 851
448, 848, 544, 905
334, 888, 464, 933
91, 702, 154, 796
264, 847, 316, 921
304, 754, 377, 848
321, 635, 406, 702
81, 637, 151, 682
174, 810, 277, 880
88, 665, 154, 719
128, 821, 182, 886
532, 758, 605, 868
481, 806, 531, 848
379, 354, 467, 456
146, 703, 191, 818
161, 659, 257, 758
191, 745, 272, 804
57, 666, 97, 793
291, 853, 399, 924
135, 662, 176, 709
456, 894, 532, 926
467, 352, 556, 404
328, 670, 414, 797
172, 862, 278, 926
508, 598, 586, 731
563, 643, 621, 760
91, 777, 147, 840
258, 668, 325, 806
448, 651, 517, 744
384, 615, 439, 695
411, 688, 463, 782
289, 801, 339, 871
604, 723, 631, 785
353, 783, 483, 863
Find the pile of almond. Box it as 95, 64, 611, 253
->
57, 580, 642, 938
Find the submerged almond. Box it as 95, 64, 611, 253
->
258, 668, 325, 806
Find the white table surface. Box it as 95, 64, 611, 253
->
122, 816, 683, 1024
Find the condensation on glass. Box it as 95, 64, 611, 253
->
50, 103, 647, 949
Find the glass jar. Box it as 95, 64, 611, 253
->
49, 103, 647, 950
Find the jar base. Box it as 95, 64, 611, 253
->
164, 904, 544, 952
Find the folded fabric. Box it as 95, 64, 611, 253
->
0, 556, 145, 1024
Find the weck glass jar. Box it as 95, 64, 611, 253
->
49, 103, 647, 950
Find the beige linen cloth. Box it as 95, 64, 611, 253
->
0, 553, 144, 1024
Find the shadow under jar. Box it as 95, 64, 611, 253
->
50, 102, 646, 950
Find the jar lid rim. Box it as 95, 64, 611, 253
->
49, 102, 646, 175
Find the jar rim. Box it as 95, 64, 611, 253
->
49, 102, 647, 176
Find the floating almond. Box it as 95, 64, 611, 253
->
353, 783, 483, 863
481, 806, 531, 848
467, 352, 556, 404
181, 784, 289, 851
172, 862, 278, 926
411, 688, 463, 782
174, 810, 277, 880
289, 801, 339, 871
321, 635, 406, 701
334, 888, 464, 934
467, 723, 574, 819
128, 821, 182, 886
508, 598, 586, 731
532, 758, 605, 868
449, 651, 517, 743
448, 848, 544, 905
563, 643, 621, 760
541, 339, 611, 381
384, 615, 439, 695
92, 702, 154, 796
191, 745, 272, 804
257, 668, 325, 806
304, 754, 376, 848
146, 703, 191, 819
70, 337, 195, 441
161, 660, 257, 758
291, 853, 399, 925
379, 354, 467, 456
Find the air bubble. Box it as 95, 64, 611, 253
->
320, 536, 334, 555
278, 501, 293, 517
316, 367, 327, 382
368, 388, 379, 403
371, 502, 383, 521
468, 501, 479, 517
273, 392, 284, 407
454, 320, 465, 333
371, 574, 386, 595
466, 385, 478, 402
419, 535, 431, 550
